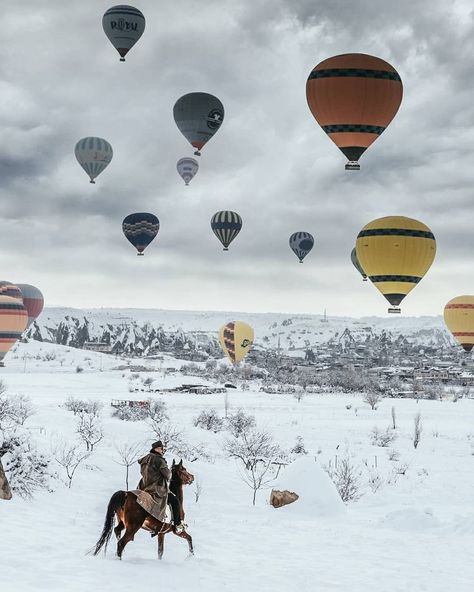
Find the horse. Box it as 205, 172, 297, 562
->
92, 459, 194, 560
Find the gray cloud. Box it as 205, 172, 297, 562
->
0, 0, 473, 317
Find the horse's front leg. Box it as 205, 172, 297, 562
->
158, 533, 165, 560
175, 530, 194, 555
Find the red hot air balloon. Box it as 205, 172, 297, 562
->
15, 284, 44, 329
306, 53, 403, 170
0, 281, 23, 302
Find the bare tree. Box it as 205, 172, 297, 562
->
413, 412, 423, 449
224, 429, 285, 505
224, 393, 230, 419
146, 399, 169, 434
193, 409, 224, 432
194, 479, 203, 503
76, 413, 104, 452
225, 409, 256, 437
0, 436, 49, 498
293, 390, 305, 404
364, 390, 381, 410
114, 441, 143, 489
371, 427, 397, 447
391, 406, 397, 430
53, 442, 90, 488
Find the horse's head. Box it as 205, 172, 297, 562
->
172, 459, 194, 485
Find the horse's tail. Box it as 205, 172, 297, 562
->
91, 490, 127, 556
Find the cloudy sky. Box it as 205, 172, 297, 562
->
1, 0, 473, 317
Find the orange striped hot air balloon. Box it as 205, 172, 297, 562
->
444, 296, 474, 353
306, 53, 403, 170
0, 281, 23, 302
0, 295, 28, 366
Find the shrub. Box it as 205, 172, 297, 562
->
326, 455, 362, 502
193, 409, 224, 432
291, 436, 307, 455
370, 426, 397, 447
225, 409, 256, 437
1, 435, 50, 498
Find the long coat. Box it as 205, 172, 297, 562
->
137, 452, 171, 515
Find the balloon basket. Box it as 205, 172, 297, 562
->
120, 58, 126, 62
194, 150, 201, 156
345, 161, 360, 171
137, 253, 144, 256
388, 307, 401, 314
89, 179, 96, 184
299, 260, 303, 264
223, 248, 229, 251
363, 277, 368, 282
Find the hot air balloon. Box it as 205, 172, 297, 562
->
356, 216, 436, 313
102, 5, 145, 62
0, 296, 28, 366
211, 211, 242, 251
15, 284, 44, 329
306, 53, 403, 170
122, 213, 159, 255
0, 281, 23, 301
75, 137, 113, 183
444, 296, 474, 353
173, 93, 224, 156
351, 248, 367, 281
219, 321, 254, 364
289, 232, 314, 263
177, 157, 199, 186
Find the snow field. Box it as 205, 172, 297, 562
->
0, 342, 473, 591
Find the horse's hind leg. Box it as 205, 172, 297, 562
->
117, 526, 139, 560
158, 533, 165, 560
114, 520, 124, 540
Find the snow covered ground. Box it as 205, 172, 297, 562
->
1, 341, 473, 592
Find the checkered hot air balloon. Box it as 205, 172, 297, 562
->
211, 211, 242, 251
0, 296, 28, 366
122, 213, 160, 256
306, 53, 403, 170
75, 137, 113, 184
289, 232, 314, 263
219, 321, 254, 365
174, 93, 224, 156
102, 5, 146, 62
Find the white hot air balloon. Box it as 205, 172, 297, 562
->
75, 137, 113, 184
102, 5, 146, 62
177, 157, 199, 186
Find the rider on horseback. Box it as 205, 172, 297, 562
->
137, 440, 184, 534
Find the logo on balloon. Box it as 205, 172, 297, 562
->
110, 19, 139, 32
207, 109, 223, 130
241, 339, 253, 348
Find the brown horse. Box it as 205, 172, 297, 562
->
92, 459, 194, 560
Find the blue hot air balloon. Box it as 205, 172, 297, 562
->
122, 213, 159, 255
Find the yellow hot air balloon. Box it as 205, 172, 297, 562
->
444, 296, 474, 352
219, 321, 254, 364
356, 216, 436, 313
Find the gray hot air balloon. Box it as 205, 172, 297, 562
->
289, 232, 314, 263
173, 93, 224, 156
102, 5, 145, 62
351, 247, 367, 281
75, 137, 113, 184
177, 157, 199, 186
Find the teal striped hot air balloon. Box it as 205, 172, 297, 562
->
75, 137, 113, 184
211, 211, 242, 251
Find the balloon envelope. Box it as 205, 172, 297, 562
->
173, 93, 224, 155
102, 5, 145, 61
0, 296, 28, 365
444, 296, 474, 353
351, 247, 367, 280
356, 216, 436, 311
15, 284, 44, 329
122, 213, 159, 255
177, 157, 199, 185
219, 321, 254, 364
306, 53, 403, 169
289, 232, 314, 263
75, 137, 113, 183
211, 211, 242, 250
0, 281, 23, 302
